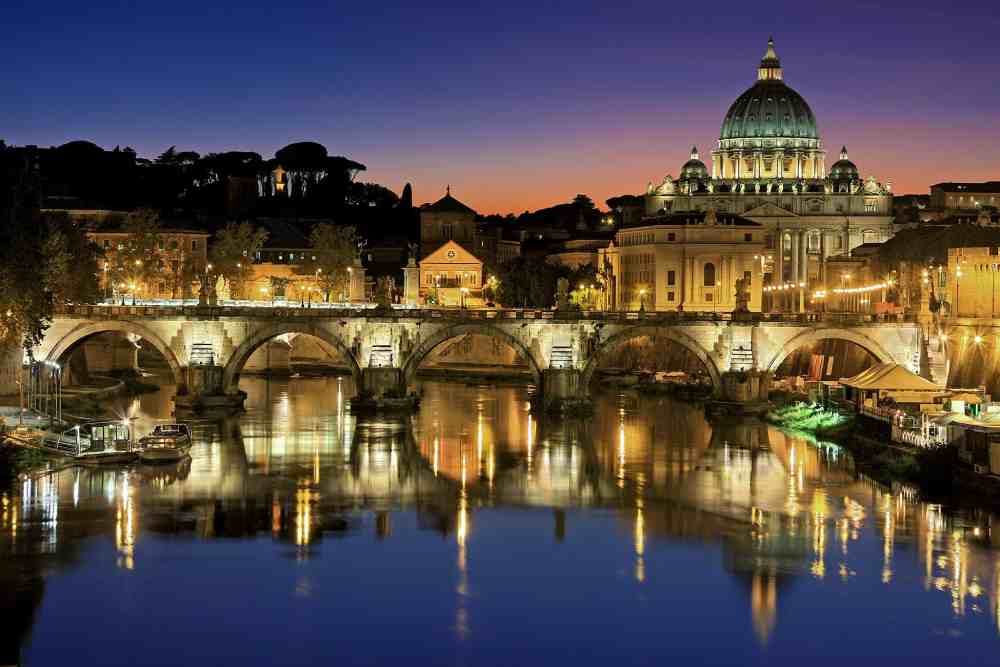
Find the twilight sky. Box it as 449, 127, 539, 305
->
2, 0, 998, 214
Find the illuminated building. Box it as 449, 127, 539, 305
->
419, 189, 484, 306
598, 209, 765, 311
86, 222, 210, 300
643, 39, 895, 290
930, 182, 1000, 213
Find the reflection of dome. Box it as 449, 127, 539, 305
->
719, 38, 819, 142
680, 146, 708, 180
829, 146, 859, 180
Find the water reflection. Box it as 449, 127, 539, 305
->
3, 377, 1000, 663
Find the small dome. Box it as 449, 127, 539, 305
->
681, 146, 708, 180
829, 146, 859, 180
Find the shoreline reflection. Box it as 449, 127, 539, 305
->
2, 377, 1000, 663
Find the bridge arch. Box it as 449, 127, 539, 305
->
580, 325, 722, 391
43, 320, 185, 386
764, 327, 895, 374
222, 322, 361, 393
401, 323, 543, 388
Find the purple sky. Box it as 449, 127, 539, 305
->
2, 0, 998, 213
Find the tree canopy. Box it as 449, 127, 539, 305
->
299, 223, 359, 302
211, 222, 269, 299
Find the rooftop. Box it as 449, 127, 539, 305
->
931, 182, 1000, 193
632, 211, 761, 228
421, 187, 477, 215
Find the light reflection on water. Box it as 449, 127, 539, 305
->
2, 377, 1000, 665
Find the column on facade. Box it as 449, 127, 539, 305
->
789, 231, 799, 286
819, 231, 827, 285
690, 256, 698, 305
775, 225, 783, 285
799, 230, 808, 284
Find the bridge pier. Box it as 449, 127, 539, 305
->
350, 367, 418, 413
542, 368, 592, 415
708, 369, 773, 416
173, 365, 246, 414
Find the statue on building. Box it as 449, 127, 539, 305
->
375, 276, 395, 307
555, 277, 570, 310
704, 207, 718, 226
733, 277, 751, 314
406, 241, 419, 265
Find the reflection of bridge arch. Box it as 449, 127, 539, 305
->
44, 320, 185, 386
222, 322, 361, 393
764, 327, 894, 374
402, 323, 543, 388
580, 325, 721, 392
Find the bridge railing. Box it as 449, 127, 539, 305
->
54, 303, 917, 325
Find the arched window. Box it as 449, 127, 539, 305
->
703, 262, 716, 287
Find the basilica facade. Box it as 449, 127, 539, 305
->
643, 38, 894, 289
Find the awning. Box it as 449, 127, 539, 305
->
840, 362, 944, 392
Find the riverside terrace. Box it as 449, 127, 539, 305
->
30, 304, 925, 411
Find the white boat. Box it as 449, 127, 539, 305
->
138, 423, 192, 464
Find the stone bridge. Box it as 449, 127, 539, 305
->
34, 305, 925, 410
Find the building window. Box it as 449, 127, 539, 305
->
705, 292, 713, 302
865, 201, 877, 213
667, 291, 675, 302
744, 233, 753, 242
667, 270, 676, 286
443, 223, 453, 240
667, 232, 675, 242
191, 240, 199, 251
703, 262, 716, 287
744, 270, 752, 285
103, 239, 110, 249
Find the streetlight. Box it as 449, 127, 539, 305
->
460, 286, 469, 309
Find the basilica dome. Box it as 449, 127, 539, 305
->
718, 39, 819, 142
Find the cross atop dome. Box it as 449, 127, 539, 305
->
757, 36, 783, 81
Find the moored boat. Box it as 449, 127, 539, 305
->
138, 423, 192, 464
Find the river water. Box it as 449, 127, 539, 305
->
2, 377, 1000, 665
